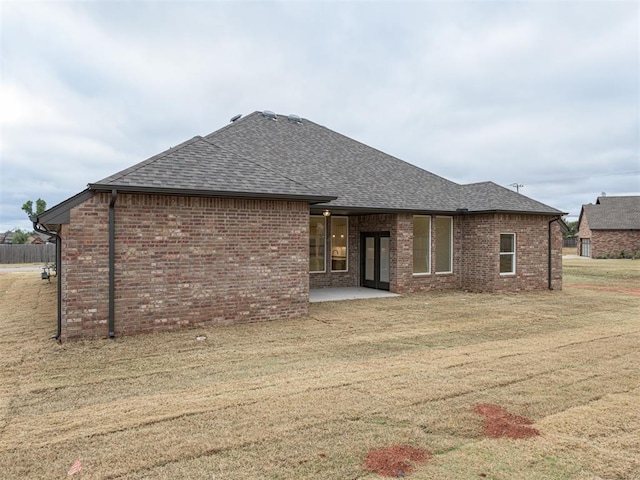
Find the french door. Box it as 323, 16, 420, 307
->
360, 232, 390, 290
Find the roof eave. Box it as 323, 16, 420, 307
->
88, 183, 337, 204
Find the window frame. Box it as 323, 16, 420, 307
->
309, 215, 326, 274
435, 216, 453, 274
412, 215, 431, 275
330, 216, 349, 272
499, 232, 516, 275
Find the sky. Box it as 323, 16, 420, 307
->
1, 0, 638, 232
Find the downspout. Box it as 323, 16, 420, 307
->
548, 216, 561, 290
108, 189, 117, 338
31, 216, 62, 342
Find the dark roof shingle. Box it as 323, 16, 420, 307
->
581, 196, 640, 230
205, 111, 562, 214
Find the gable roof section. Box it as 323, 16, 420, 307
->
458, 182, 562, 214
580, 196, 640, 230
206, 111, 562, 215
90, 136, 335, 203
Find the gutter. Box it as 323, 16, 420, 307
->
31, 215, 62, 342
108, 189, 117, 338
548, 216, 562, 290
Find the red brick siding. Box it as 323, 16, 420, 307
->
461, 214, 562, 292
61, 193, 309, 340
590, 230, 640, 258
577, 213, 639, 257
577, 214, 592, 256
395, 214, 462, 293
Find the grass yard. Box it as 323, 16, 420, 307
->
0, 258, 638, 479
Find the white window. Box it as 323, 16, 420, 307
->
331, 216, 348, 271
435, 216, 453, 274
500, 233, 516, 274
413, 216, 431, 274
309, 216, 326, 273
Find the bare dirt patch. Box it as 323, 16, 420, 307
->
473, 404, 539, 439
364, 445, 430, 477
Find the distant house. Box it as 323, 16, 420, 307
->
577, 196, 640, 258
34, 111, 565, 341
27, 233, 51, 244
0, 231, 14, 244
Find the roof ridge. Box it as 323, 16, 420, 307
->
199, 135, 324, 195
96, 136, 205, 185
203, 111, 260, 140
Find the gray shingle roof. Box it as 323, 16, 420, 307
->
205, 111, 562, 214
581, 196, 640, 230
91, 136, 334, 202
85, 110, 562, 215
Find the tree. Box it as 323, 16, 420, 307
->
21, 198, 47, 218
566, 220, 578, 237
11, 229, 30, 244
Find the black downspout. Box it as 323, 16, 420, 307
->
31, 216, 62, 342
548, 216, 561, 290
108, 190, 117, 338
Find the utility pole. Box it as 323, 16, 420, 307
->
509, 183, 524, 193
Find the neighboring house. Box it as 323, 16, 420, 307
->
0, 231, 14, 244
27, 232, 51, 244
577, 196, 640, 258
35, 111, 565, 341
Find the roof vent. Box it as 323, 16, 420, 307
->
230, 114, 242, 122
262, 110, 277, 121
288, 114, 302, 124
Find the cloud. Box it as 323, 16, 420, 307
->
1, 1, 637, 231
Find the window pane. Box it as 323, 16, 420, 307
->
309, 217, 325, 272
500, 254, 514, 273
331, 217, 348, 271
380, 237, 390, 283
365, 237, 375, 281
413, 216, 430, 274
500, 234, 514, 253
435, 217, 452, 273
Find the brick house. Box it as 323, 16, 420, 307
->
577, 196, 640, 258
35, 111, 564, 341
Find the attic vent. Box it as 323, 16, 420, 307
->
288, 114, 302, 124
262, 110, 277, 120
230, 114, 242, 122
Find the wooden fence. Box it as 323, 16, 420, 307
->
0, 244, 56, 264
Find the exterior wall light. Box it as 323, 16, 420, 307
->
322, 210, 331, 217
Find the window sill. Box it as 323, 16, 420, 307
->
412, 273, 431, 277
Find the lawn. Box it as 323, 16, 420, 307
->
0, 258, 638, 479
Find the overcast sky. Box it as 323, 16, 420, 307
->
1, 0, 638, 232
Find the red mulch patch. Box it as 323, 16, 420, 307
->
473, 404, 539, 439
364, 445, 431, 477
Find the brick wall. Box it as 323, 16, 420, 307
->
461, 213, 562, 292
308, 212, 561, 294
61, 193, 309, 340
577, 214, 592, 256
395, 213, 462, 293
591, 230, 640, 258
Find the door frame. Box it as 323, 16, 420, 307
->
360, 232, 390, 291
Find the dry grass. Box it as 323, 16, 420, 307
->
0, 259, 638, 479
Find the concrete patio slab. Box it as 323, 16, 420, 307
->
309, 287, 400, 303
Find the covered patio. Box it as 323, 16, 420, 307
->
309, 287, 400, 303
